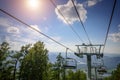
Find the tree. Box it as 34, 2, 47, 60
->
66, 70, 75, 80
103, 76, 111, 80
74, 70, 87, 80
51, 53, 64, 80
0, 42, 30, 80
0, 42, 12, 79
11, 51, 23, 80
66, 69, 87, 80
0, 42, 9, 66
111, 64, 120, 80
20, 41, 49, 80
104, 63, 120, 80
18, 44, 31, 80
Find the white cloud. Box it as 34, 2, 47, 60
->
83, 0, 102, 7
10, 41, 22, 50
26, 25, 45, 39
0, 17, 75, 52
44, 38, 78, 52
0, 17, 11, 27
4, 36, 10, 42
48, 36, 61, 43
108, 32, 120, 42
44, 36, 62, 52
30, 25, 41, 32
55, 0, 102, 24
7, 26, 20, 34
108, 24, 120, 42
118, 24, 120, 27
1, 36, 22, 50
8, 24, 44, 48
0, 17, 44, 50
44, 36, 66, 52
55, 0, 87, 24
118, 24, 120, 31
3, 35, 38, 51
0, 17, 20, 35
45, 43, 65, 52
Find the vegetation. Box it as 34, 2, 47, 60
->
1, 41, 120, 80
66, 69, 86, 80
20, 41, 49, 80
0, 42, 12, 79
103, 63, 120, 80
50, 53, 87, 80
50, 53, 64, 80
1, 41, 119, 80
0, 41, 87, 80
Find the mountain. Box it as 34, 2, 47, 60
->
103, 56, 120, 70
48, 52, 120, 72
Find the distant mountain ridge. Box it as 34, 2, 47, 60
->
48, 52, 120, 72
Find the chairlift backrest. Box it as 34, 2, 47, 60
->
97, 66, 107, 74
63, 58, 77, 69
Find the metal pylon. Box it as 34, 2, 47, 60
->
75, 44, 104, 80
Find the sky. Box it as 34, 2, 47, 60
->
0, 0, 120, 54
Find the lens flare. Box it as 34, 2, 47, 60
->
27, 0, 40, 10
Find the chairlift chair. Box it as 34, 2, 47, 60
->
63, 57, 77, 69
97, 66, 107, 75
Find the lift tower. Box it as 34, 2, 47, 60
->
74, 43, 104, 80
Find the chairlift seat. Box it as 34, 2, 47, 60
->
63, 57, 77, 69
63, 65, 76, 69
97, 67, 107, 73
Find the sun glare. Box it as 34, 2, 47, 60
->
27, 0, 40, 10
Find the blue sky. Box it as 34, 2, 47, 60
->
0, 0, 120, 53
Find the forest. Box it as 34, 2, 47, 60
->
0, 41, 120, 80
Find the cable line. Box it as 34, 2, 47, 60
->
50, 0, 84, 43
0, 9, 76, 53
102, 0, 117, 53
71, 0, 92, 44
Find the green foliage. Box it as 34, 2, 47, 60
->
66, 70, 75, 80
11, 51, 23, 80
104, 64, 120, 80
0, 41, 26, 80
51, 53, 64, 80
66, 70, 87, 80
0, 41, 49, 80
20, 41, 49, 80
111, 64, 120, 80
0, 41, 87, 80
0, 42, 9, 63
0, 42, 12, 80
103, 76, 112, 80
51, 53, 87, 80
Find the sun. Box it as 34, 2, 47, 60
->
26, 0, 41, 10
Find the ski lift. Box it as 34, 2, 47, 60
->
63, 48, 77, 69
95, 58, 107, 75
97, 62, 107, 75
63, 57, 77, 69
97, 66, 107, 75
